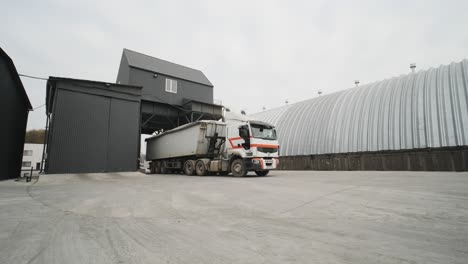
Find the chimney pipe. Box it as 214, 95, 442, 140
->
410, 63, 416, 73
354, 80, 360, 87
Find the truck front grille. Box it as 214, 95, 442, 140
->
257, 147, 278, 153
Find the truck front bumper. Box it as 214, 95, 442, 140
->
245, 158, 279, 171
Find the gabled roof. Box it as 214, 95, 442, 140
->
123, 49, 213, 87
0, 47, 32, 110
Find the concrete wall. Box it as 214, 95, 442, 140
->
0, 50, 30, 180
278, 147, 468, 171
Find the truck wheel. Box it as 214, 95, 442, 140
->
195, 160, 208, 176
153, 161, 161, 174
160, 161, 168, 174
231, 159, 247, 177
184, 160, 195, 176
255, 170, 269, 176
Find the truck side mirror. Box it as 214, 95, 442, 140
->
238, 125, 250, 150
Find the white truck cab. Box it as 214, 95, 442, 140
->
224, 113, 280, 176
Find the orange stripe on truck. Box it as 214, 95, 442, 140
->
252, 144, 278, 149
228, 137, 279, 149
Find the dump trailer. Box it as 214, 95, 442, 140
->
146, 118, 279, 176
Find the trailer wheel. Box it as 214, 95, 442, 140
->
231, 159, 247, 177
255, 170, 269, 176
152, 161, 161, 174
195, 160, 208, 176
184, 160, 196, 176
160, 161, 168, 174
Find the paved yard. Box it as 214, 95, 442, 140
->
0, 171, 467, 264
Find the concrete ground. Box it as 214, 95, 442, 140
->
0, 171, 467, 264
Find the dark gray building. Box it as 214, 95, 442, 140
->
44, 49, 222, 174
45, 77, 142, 174
0, 47, 33, 180
117, 49, 222, 134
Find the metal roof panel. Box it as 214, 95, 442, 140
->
123, 49, 213, 87
251, 59, 468, 156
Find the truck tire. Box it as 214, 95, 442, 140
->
184, 160, 196, 176
153, 161, 161, 174
255, 170, 269, 176
160, 161, 168, 174
195, 160, 208, 176
231, 159, 247, 177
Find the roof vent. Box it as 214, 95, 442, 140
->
410, 63, 416, 73
318, 90, 322, 96
285, 100, 289, 104
354, 80, 360, 87
262, 106, 266, 111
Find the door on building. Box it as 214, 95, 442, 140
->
36, 163, 40, 170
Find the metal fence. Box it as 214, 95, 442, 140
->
20, 167, 41, 182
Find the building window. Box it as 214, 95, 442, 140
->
22, 161, 31, 167
23, 150, 33, 156
165, 78, 177, 93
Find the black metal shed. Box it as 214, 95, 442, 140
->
45, 77, 142, 174
0, 47, 33, 180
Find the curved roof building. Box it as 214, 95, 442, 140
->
252, 59, 468, 157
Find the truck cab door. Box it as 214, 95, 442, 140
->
238, 125, 251, 150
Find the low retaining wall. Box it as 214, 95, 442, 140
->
278, 147, 468, 171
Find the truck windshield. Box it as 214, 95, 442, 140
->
250, 124, 277, 140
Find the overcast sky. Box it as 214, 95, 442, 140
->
3, 0, 468, 131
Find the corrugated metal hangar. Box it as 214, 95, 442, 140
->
44, 49, 223, 174
0, 48, 32, 180
253, 59, 468, 171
